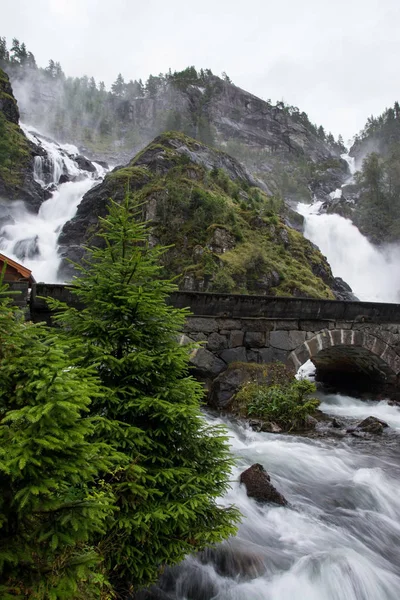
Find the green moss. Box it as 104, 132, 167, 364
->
107, 166, 151, 183
0, 115, 30, 186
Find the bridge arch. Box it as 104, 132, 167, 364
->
288, 329, 400, 392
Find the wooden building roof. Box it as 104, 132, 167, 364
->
0, 253, 35, 285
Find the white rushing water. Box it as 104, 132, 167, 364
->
297, 154, 400, 303
155, 399, 400, 600
0, 124, 106, 282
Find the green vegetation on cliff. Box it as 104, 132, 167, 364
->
97, 132, 336, 298
350, 103, 400, 243
0, 68, 30, 186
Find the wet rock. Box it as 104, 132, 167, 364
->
355, 416, 389, 434
304, 414, 318, 429
332, 277, 358, 301
240, 463, 287, 505
200, 542, 266, 578
74, 154, 96, 173
331, 417, 345, 429
0, 214, 15, 230
249, 419, 283, 433
13, 235, 40, 260
58, 173, 70, 184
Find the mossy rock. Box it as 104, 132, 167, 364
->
209, 362, 294, 410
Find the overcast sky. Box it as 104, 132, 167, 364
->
2, 0, 400, 141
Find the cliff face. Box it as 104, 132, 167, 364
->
0, 69, 47, 211
8, 68, 349, 204
58, 131, 351, 300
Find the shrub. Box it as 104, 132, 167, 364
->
235, 379, 319, 430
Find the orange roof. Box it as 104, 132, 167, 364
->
0, 253, 35, 283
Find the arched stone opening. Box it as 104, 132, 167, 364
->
288, 329, 400, 397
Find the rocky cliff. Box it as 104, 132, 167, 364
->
0, 69, 47, 211
7, 67, 350, 205
58, 131, 351, 300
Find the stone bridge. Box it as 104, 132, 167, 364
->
11, 283, 400, 396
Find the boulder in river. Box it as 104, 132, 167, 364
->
240, 463, 287, 505
200, 541, 267, 578
354, 416, 389, 435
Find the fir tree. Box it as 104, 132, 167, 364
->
111, 73, 125, 97
51, 195, 239, 593
0, 276, 118, 599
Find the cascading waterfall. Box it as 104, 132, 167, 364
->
0, 124, 106, 282
297, 154, 400, 303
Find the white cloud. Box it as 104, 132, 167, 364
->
2, 0, 400, 139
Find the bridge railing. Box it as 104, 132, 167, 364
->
13, 283, 400, 323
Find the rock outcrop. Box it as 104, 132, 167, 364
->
240, 463, 287, 505
57, 131, 347, 300
0, 69, 47, 211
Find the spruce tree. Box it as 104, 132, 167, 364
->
0, 278, 119, 599
51, 196, 239, 593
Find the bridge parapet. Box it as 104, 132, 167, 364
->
6, 283, 400, 396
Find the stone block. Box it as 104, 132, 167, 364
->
207, 332, 228, 353
230, 330, 244, 348
299, 320, 325, 332
258, 347, 288, 364
244, 331, 266, 348
240, 318, 274, 332
185, 317, 218, 333
272, 320, 299, 331
188, 332, 207, 342
270, 330, 291, 350
220, 346, 247, 364
294, 346, 311, 367
216, 319, 242, 330
335, 320, 353, 330
288, 330, 307, 349
306, 336, 321, 356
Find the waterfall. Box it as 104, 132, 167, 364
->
0, 124, 107, 283
297, 155, 400, 303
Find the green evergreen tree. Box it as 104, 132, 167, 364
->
0, 276, 118, 599
0, 37, 9, 64
51, 196, 239, 593
111, 73, 125, 97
